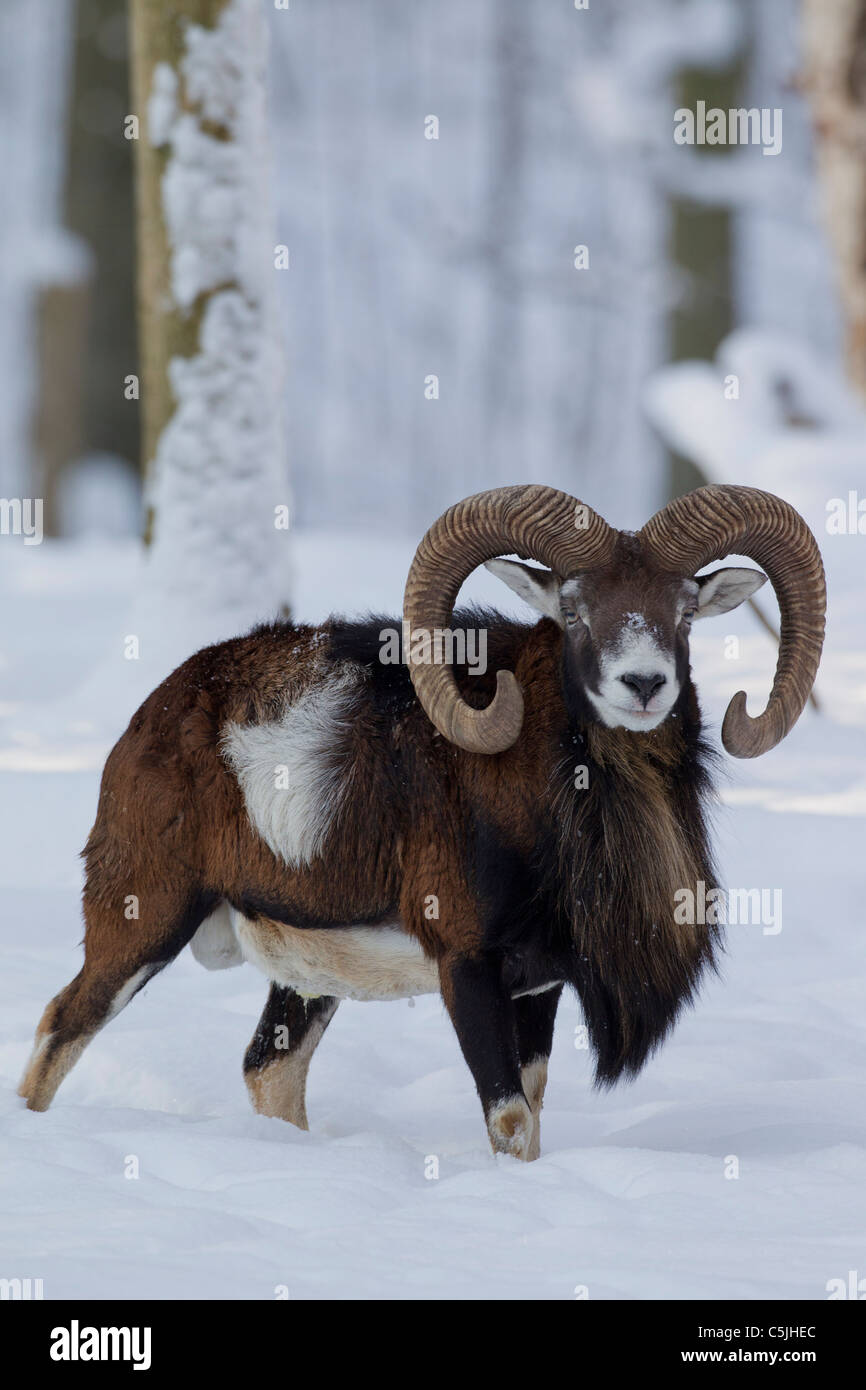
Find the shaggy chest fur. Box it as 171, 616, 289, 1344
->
535, 718, 721, 1082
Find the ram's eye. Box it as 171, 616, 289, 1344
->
683, 608, 696, 622
564, 610, 578, 624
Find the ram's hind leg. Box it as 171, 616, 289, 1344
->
19, 885, 215, 1112
244, 985, 339, 1129
514, 985, 563, 1161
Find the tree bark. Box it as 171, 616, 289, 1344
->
34, 282, 89, 536
65, 0, 139, 485
802, 0, 866, 394
668, 55, 743, 501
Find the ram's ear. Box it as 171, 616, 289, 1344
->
694, 566, 768, 619
484, 559, 563, 625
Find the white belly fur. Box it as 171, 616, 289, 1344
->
228, 908, 441, 1002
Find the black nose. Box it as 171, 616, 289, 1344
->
620, 672, 666, 708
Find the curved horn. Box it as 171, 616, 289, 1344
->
640, 484, 825, 757
403, 485, 617, 753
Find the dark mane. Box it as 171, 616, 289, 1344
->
543, 715, 722, 1085
324, 607, 536, 712
325, 606, 532, 670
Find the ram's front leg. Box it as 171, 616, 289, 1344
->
440, 953, 533, 1161
515, 985, 562, 1161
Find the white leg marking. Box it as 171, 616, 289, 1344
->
487, 1094, 534, 1161
520, 1057, 549, 1162
20, 1034, 92, 1111
510, 980, 561, 1000
246, 1001, 338, 1129
105, 966, 154, 1021
20, 966, 157, 1111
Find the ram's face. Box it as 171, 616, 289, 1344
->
486, 556, 767, 734
557, 570, 696, 730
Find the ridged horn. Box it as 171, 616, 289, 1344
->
639, 484, 825, 757
403, 485, 617, 753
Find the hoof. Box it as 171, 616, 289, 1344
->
487, 1095, 535, 1161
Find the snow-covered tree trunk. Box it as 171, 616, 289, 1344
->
802, 0, 866, 394
128, 0, 291, 667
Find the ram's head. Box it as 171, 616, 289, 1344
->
403, 484, 826, 756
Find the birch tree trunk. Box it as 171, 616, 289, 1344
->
128, 0, 290, 663
802, 0, 866, 394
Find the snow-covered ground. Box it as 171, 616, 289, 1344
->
1, 510, 864, 1300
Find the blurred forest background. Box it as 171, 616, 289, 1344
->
0, 0, 856, 552
4, 2, 866, 1303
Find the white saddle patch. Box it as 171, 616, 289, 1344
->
221, 667, 359, 868
229, 908, 441, 1002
